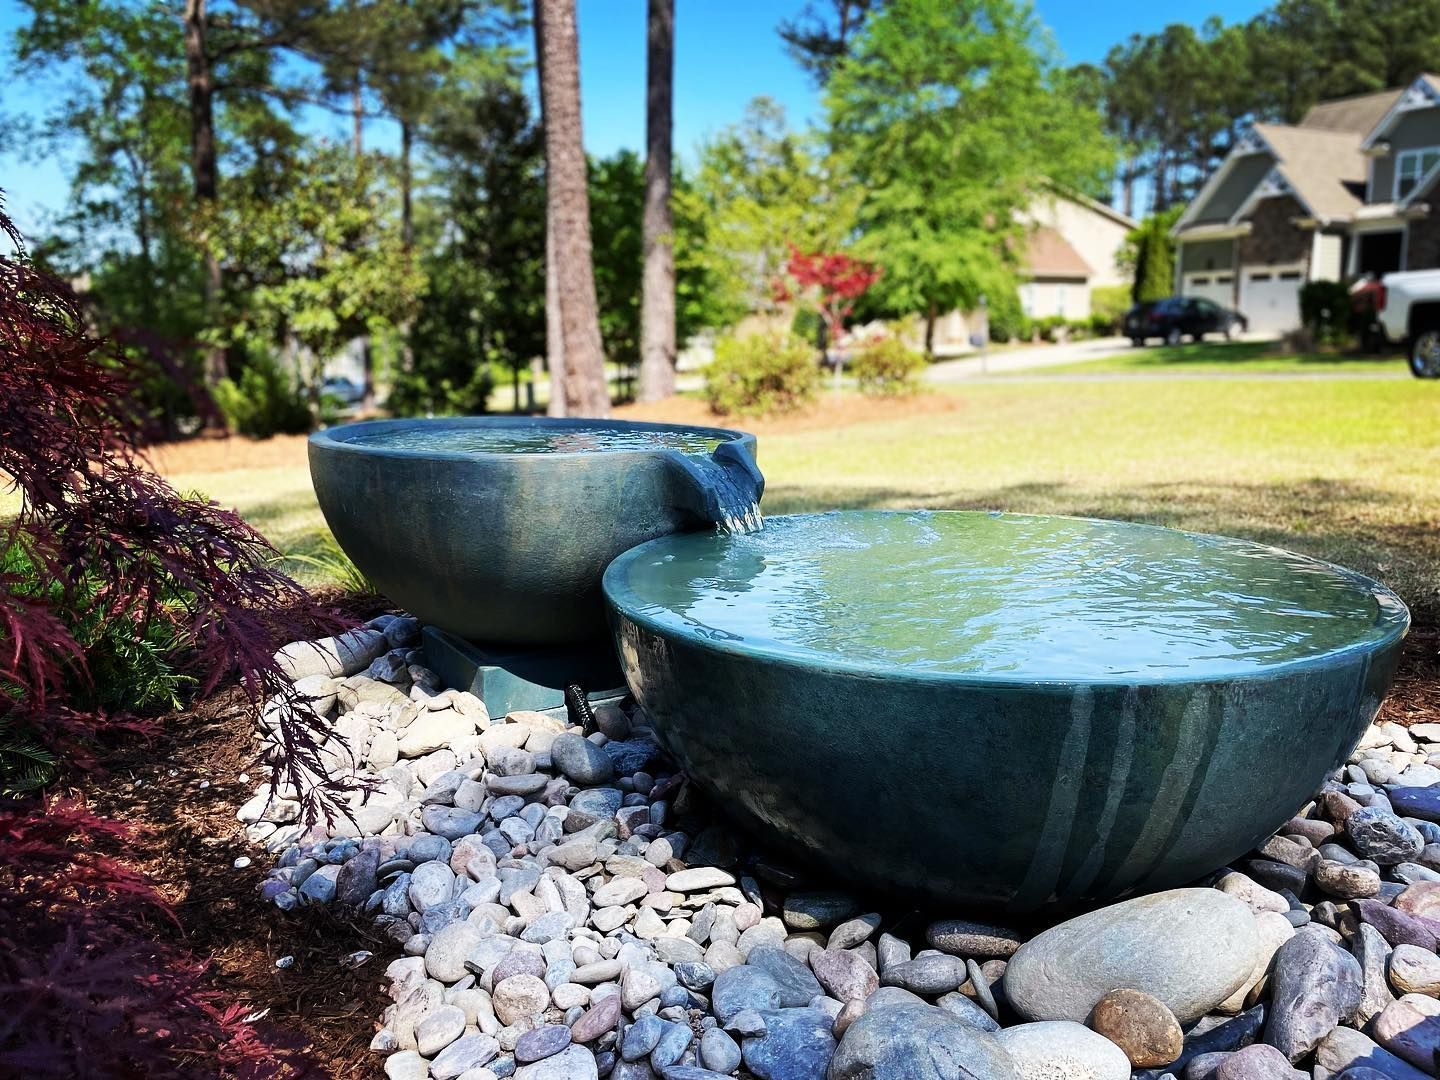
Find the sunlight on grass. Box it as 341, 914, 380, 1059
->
1050, 340, 1407, 376
99, 376, 1440, 627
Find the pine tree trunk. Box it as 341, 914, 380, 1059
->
925, 301, 937, 359
398, 118, 416, 378
183, 0, 227, 386
544, 213, 566, 416
638, 0, 676, 402
535, 0, 610, 417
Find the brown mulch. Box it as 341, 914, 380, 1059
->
69, 588, 396, 1078
1379, 626, 1440, 728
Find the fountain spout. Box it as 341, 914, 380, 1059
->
664, 439, 765, 534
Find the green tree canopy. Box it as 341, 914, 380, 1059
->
825, 0, 1114, 351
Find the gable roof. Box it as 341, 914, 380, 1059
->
1300, 88, 1404, 135
1361, 73, 1440, 149
1249, 123, 1368, 222
1021, 227, 1092, 279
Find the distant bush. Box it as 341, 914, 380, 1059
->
1300, 281, 1354, 346
851, 334, 927, 396
705, 331, 820, 416
1035, 315, 1069, 342
213, 352, 312, 437
790, 306, 822, 348
1090, 284, 1131, 334
986, 290, 1030, 343
390, 362, 497, 417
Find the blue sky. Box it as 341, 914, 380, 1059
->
0, 0, 1270, 234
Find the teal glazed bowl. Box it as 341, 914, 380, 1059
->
309, 416, 762, 645
603, 511, 1409, 910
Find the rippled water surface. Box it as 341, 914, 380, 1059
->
349, 423, 726, 456
611, 512, 1403, 678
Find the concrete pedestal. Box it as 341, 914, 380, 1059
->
421, 626, 625, 718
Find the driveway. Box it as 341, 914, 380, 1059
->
925, 337, 1137, 381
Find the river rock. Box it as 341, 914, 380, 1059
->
1088, 988, 1182, 1067
550, 734, 615, 785
1218, 911, 1294, 1013
1389, 787, 1440, 823
995, 1021, 1129, 1080
416, 1004, 467, 1055
1003, 889, 1258, 1024
399, 710, 478, 758
926, 919, 1024, 959
1348, 808, 1425, 866
570, 994, 621, 1043
881, 954, 968, 996
811, 948, 878, 1003
1353, 922, 1398, 1026
427, 921, 484, 983
514, 1043, 597, 1080
700, 1027, 742, 1073
1371, 998, 1440, 1073
1312, 1025, 1431, 1080
274, 628, 387, 680
829, 1004, 1020, 1080
1264, 928, 1363, 1062
741, 1007, 836, 1080
334, 846, 380, 906
782, 891, 860, 930
514, 1024, 571, 1064
1213, 1043, 1305, 1079
1387, 943, 1440, 996
1353, 898, 1439, 950
493, 974, 550, 1026
430, 1033, 501, 1079
712, 965, 788, 1022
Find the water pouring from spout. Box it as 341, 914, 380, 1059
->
664, 439, 765, 535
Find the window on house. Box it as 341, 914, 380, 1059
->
1395, 147, 1440, 200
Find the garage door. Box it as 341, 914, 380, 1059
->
1183, 272, 1235, 309
1239, 267, 1303, 336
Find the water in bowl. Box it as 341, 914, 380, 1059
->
612, 511, 1403, 679
350, 422, 761, 534
349, 423, 728, 456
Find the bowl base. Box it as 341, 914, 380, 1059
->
422, 627, 626, 717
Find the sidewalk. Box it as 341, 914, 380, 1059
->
924, 337, 1135, 381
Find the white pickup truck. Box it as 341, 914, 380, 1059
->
1378, 269, 1440, 377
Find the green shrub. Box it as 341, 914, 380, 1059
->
213, 352, 313, 437
986, 289, 1030, 344
851, 335, 927, 396
704, 331, 820, 416
1036, 315, 1069, 342
790, 307, 823, 348
389, 363, 497, 417
1300, 280, 1353, 346
1090, 284, 1131, 334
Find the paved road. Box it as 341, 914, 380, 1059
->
925, 336, 1408, 382
925, 337, 1137, 381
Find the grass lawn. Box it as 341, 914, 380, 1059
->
1045, 339, 1408, 376
111, 375, 1440, 631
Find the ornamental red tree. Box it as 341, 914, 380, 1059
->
0, 198, 343, 1074
775, 246, 883, 357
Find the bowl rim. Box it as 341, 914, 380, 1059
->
308, 415, 756, 462
602, 510, 1411, 689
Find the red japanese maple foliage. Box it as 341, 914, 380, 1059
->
0, 201, 345, 1074
775, 246, 883, 347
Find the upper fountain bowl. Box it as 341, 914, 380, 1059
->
309, 416, 762, 645
604, 511, 1409, 910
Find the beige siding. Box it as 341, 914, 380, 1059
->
1025, 196, 1132, 287
1311, 232, 1344, 281
1020, 278, 1091, 320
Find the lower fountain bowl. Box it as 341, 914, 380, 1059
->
603, 511, 1410, 911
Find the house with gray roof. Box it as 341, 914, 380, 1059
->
1172, 75, 1440, 334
